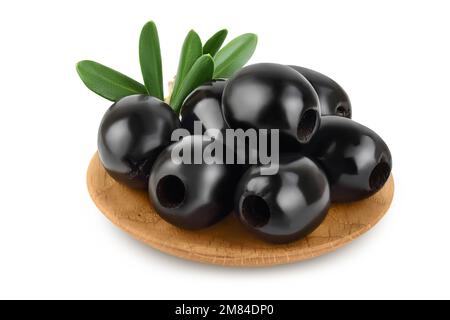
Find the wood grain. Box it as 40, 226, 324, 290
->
87, 153, 394, 267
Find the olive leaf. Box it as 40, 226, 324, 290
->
203, 29, 228, 57
76, 60, 147, 101
139, 21, 164, 100
213, 33, 257, 78
171, 54, 214, 113
170, 30, 202, 104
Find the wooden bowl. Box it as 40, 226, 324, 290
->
87, 153, 394, 267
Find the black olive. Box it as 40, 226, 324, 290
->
289, 65, 352, 118
98, 94, 180, 189
222, 63, 321, 148
180, 80, 229, 136
304, 116, 392, 202
148, 135, 243, 230
180, 79, 276, 166
235, 155, 330, 244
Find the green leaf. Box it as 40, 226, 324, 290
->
139, 21, 164, 100
171, 54, 214, 113
76, 60, 147, 101
203, 29, 228, 57
170, 30, 202, 104
213, 33, 258, 78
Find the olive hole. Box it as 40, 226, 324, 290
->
297, 109, 319, 143
336, 105, 350, 117
369, 161, 391, 191
241, 195, 271, 228
156, 175, 186, 208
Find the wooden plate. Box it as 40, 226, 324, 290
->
87, 153, 394, 267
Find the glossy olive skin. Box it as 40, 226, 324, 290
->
148, 135, 243, 230
98, 95, 180, 189
303, 116, 392, 202
222, 63, 321, 148
289, 65, 352, 118
180, 80, 229, 136
235, 155, 330, 244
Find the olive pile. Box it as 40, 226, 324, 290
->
96, 63, 392, 244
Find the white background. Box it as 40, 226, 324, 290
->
0, 0, 449, 300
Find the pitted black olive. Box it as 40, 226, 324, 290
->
304, 116, 392, 202
235, 155, 330, 244
98, 94, 180, 189
180, 80, 229, 137
148, 135, 243, 230
289, 65, 352, 118
222, 63, 321, 148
